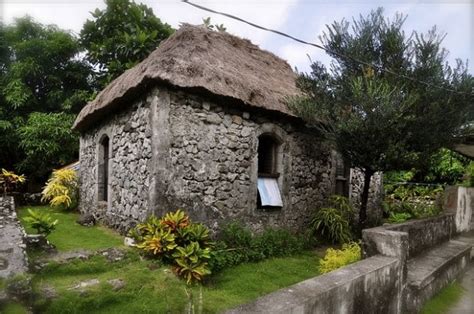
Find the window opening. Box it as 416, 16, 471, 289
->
257, 134, 282, 208
98, 136, 109, 202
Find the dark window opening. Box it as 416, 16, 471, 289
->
258, 135, 279, 176
98, 136, 109, 202
335, 158, 350, 197
257, 134, 282, 209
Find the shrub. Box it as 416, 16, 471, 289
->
23, 209, 58, 237
0, 169, 26, 196
41, 168, 78, 210
383, 183, 444, 222
387, 212, 412, 223
172, 242, 211, 285
462, 162, 474, 187
310, 195, 354, 244
208, 222, 306, 272
319, 242, 361, 274
128, 210, 213, 284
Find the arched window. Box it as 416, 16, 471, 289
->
98, 135, 109, 202
257, 134, 283, 208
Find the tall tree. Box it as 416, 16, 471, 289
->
0, 17, 92, 184
291, 8, 474, 228
80, 0, 174, 87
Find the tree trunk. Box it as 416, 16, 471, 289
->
359, 169, 374, 230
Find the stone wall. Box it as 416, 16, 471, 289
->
149, 87, 335, 232
78, 85, 383, 233
0, 197, 28, 279
350, 169, 384, 225
79, 97, 153, 232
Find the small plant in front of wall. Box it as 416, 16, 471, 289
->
318, 242, 361, 274
23, 209, 58, 237
310, 195, 354, 244
0, 168, 26, 197
128, 209, 213, 285
41, 168, 78, 210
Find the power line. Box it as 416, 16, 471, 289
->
182, 0, 473, 96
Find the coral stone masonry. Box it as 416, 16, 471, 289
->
74, 24, 382, 233
0, 197, 28, 279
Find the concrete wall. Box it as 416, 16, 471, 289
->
229, 214, 471, 314
384, 214, 455, 258
227, 255, 402, 314
444, 186, 474, 232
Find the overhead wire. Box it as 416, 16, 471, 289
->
182, 0, 473, 96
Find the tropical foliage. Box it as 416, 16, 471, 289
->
0, 17, 90, 184
1, 0, 173, 187
19, 113, 79, 179
23, 208, 58, 237
290, 8, 474, 229
0, 168, 26, 196
319, 242, 361, 274
129, 210, 212, 284
310, 195, 354, 244
208, 222, 307, 272
41, 168, 78, 210
80, 0, 173, 87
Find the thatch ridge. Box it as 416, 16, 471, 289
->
73, 24, 299, 131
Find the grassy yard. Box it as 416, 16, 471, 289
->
421, 282, 465, 314
33, 250, 319, 313
18, 206, 123, 252
9, 205, 321, 313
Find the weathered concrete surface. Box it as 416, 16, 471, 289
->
445, 186, 474, 233
455, 229, 474, 259
226, 255, 401, 314
385, 214, 456, 259
0, 197, 28, 279
363, 215, 472, 313
405, 240, 471, 313
448, 263, 474, 314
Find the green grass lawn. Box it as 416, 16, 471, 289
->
18, 206, 123, 251
33, 251, 320, 313
12, 205, 321, 313
421, 282, 465, 314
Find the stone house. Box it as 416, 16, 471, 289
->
73, 25, 382, 233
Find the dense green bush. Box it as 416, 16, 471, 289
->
462, 162, 474, 187
208, 223, 307, 273
318, 242, 361, 274
383, 184, 444, 222
310, 196, 354, 244
387, 212, 412, 223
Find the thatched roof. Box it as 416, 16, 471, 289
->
73, 24, 300, 131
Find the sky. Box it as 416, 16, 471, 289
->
0, 0, 473, 74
